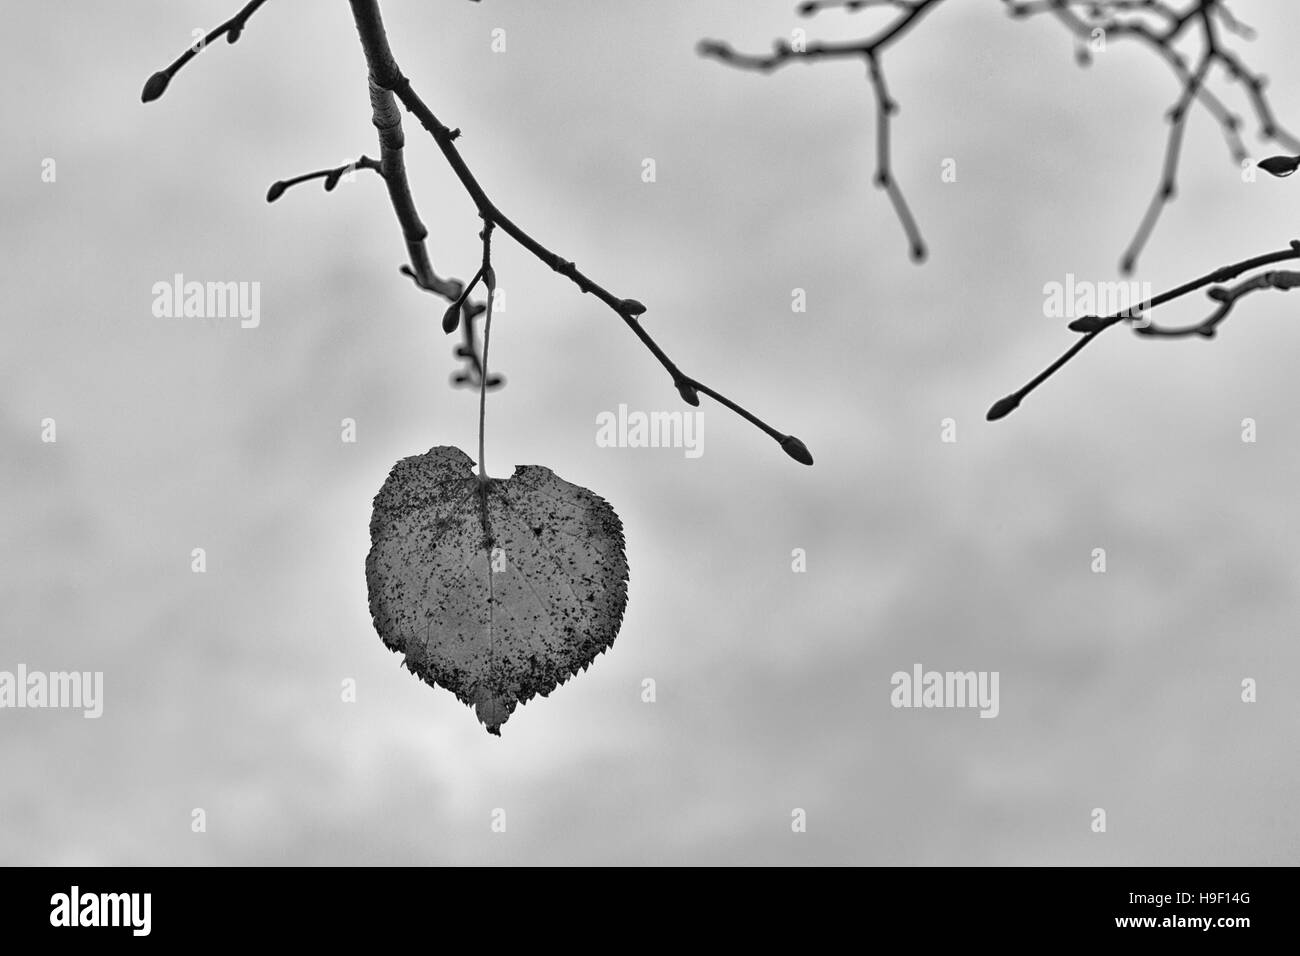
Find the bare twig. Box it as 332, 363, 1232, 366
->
265, 155, 383, 202
984, 2, 1300, 421
1119, 51, 1211, 275
1132, 268, 1300, 337
699, 0, 943, 262
1004, 0, 1300, 273
142, 0, 812, 466
141, 0, 498, 391
986, 241, 1300, 420
346, 8, 498, 392
140, 0, 271, 103
702, 0, 1297, 271
346, 0, 813, 464
866, 52, 925, 261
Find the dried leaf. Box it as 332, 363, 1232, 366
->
366, 446, 629, 735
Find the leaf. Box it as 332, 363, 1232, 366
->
365, 446, 629, 735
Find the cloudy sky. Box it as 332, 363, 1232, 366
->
2, 0, 1299, 864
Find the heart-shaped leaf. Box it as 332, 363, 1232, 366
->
366, 446, 629, 735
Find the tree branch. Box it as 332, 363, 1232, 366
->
348, 0, 812, 464
699, 0, 943, 262
349, 3, 462, 302
265, 155, 383, 203
1005, 0, 1300, 273
986, 241, 1300, 420
701, 0, 1296, 271
142, 0, 811, 464
142, 2, 501, 393
344, 1, 499, 394
1132, 268, 1300, 337
140, 0, 271, 103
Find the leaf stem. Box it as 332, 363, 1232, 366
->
478, 221, 496, 486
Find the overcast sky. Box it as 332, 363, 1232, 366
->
2, 0, 1299, 864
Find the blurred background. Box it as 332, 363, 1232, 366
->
2, 0, 1299, 865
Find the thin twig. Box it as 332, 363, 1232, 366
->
866, 53, 925, 261
699, 0, 943, 262
986, 241, 1300, 420
1005, 0, 1300, 272
1132, 268, 1300, 337
1118, 51, 1211, 274
140, 0, 498, 387
140, 0, 271, 103
703, 0, 1296, 270
265, 155, 383, 202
